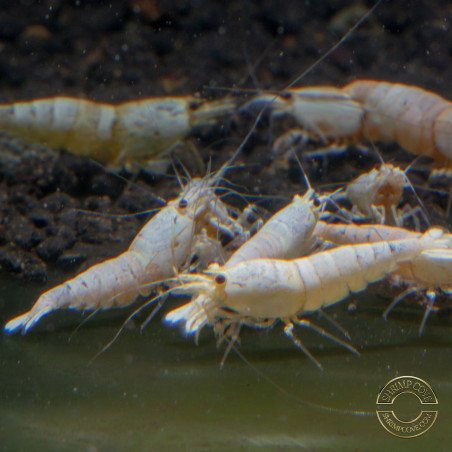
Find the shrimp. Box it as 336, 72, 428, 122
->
170, 188, 321, 337
313, 222, 451, 290
244, 81, 452, 168
4, 168, 246, 334
313, 221, 422, 245
165, 228, 448, 367
314, 221, 452, 332
344, 163, 409, 225
225, 189, 320, 267
343, 80, 452, 168
0, 96, 235, 165
327, 161, 430, 229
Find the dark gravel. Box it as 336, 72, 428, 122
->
0, 0, 451, 282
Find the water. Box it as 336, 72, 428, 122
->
1, 274, 451, 451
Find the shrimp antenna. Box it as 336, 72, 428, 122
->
367, 139, 384, 165
447, 187, 452, 223
237, 35, 278, 89
285, 0, 383, 89
208, 0, 383, 97
230, 343, 375, 417
241, 44, 262, 92
140, 293, 169, 332
395, 155, 433, 228
209, 105, 268, 185
68, 308, 102, 342
204, 156, 213, 182
89, 290, 171, 363
171, 158, 188, 190
73, 206, 163, 220
86, 157, 167, 206
205, 33, 278, 95
178, 154, 195, 183
289, 147, 313, 191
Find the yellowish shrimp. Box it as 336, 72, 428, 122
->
165, 228, 448, 367
314, 221, 452, 331
0, 95, 235, 165
4, 169, 245, 334
245, 81, 452, 168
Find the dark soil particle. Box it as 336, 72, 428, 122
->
0, 0, 451, 283
36, 235, 73, 262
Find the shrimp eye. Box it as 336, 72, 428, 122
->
189, 100, 202, 111
215, 274, 226, 285
280, 91, 293, 100
313, 196, 322, 207
178, 198, 188, 209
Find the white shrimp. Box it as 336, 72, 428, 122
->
4, 169, 246, 334
168, 188, 321, 339
343, 80, 452, 168
244, 81, 452, 168
0, 96, 235, 165
313, 222, 451, 290
225, 189, 320, 267
165, 228, 447, 367
344, 163, 409, 225
313, 221, 422, 245
314, 221, 452, 332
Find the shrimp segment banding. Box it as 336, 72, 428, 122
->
314, 221, 452, 290
225, 189, 320, 267
165, 229, 447, 351
2, 80, 452, 168
4, 171, 248, 334
245, 80, 452, 168
343, 80, 452, 167
0, 96, 236, 165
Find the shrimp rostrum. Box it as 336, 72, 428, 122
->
4, 169, 248, 334
166, 228, 448, 368
0, 95, 235, 165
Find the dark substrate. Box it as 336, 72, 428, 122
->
0, 0, 450, 289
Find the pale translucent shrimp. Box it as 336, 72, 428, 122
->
313, 221, 422, 245
343, 80, 452, 168
314, 221, 452, 332
244, 87, 364, 145
244, 81, 452, 168
165, 228, 447, 367
0, 96, 235, 165
344, 163, 409, 225
313, 221, 451, 290
225, 189, 320, 267
170, 188, 321, 339
4, 172, 244, 334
